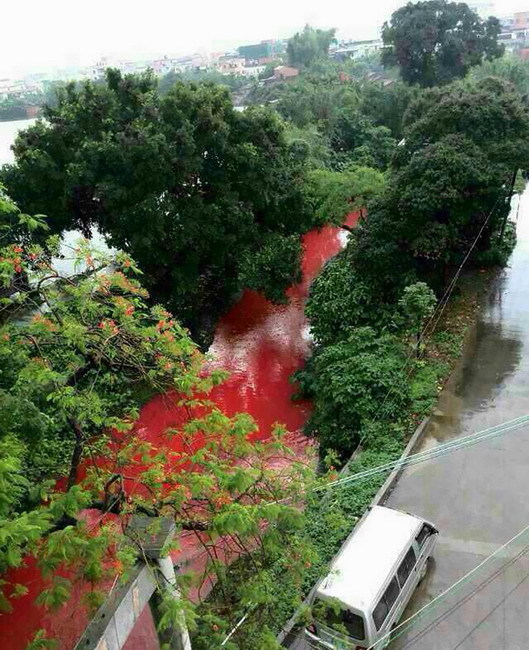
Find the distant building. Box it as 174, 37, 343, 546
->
273, 65, 299, 80
498, 11, 529, 55
240, 65, 266, 78
365, 72, 394, 86
514, 11, 529, 29
237, 40, 285, 63
331, 39, 383, 61
89, 58, 110, 80
25, 105, 41, 118
218, 56, 246, 75
150, 57, 177, 76
0, 79, 26, 99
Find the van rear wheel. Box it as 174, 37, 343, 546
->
419, 557, 431, 582
387, 623, 398, 647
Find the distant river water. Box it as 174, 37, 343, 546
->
0, 118, 36, 165
0, 118, 109, 273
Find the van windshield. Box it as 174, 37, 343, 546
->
320, 604, 366, 641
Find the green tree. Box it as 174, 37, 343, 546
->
304, 167, 385, 228
382, 0, 504, 87
271, 73, 397, 170
305, 78, 527, 389
354, 80, 529, 301
331, 111, 396, 170
238, 233, 303, 302
275, 72, 359, 129
359, 81, 420, 140
399, 282, 437, 356
295, 328, 410, 458
287, 25, 337, 68
1, 70, 312, 344
469, 54, 529, 96
0, 206, 319, 648
158, 68, 248, 95
283, 122, 332, 169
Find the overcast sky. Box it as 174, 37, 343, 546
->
2, 0, 529, 79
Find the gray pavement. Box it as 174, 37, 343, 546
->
290, 189, 529, 649
387, 189, 529, 649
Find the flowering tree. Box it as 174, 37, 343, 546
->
0, 191, 319, 648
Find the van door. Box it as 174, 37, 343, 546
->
414, 522, 437, 576
371, 576, 400, 648
396, 546, 417, 603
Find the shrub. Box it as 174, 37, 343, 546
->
295, 327, 410, 459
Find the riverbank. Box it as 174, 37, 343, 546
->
383, 187, 529, 648
0, 204, 357, 650
222, 212, 515, 647
0, 112, 39, 123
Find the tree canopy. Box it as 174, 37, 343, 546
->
287, 25, 337, 68
295, 327, 410, 458
1, 69, 312, 344
382, 0, 504, 87
0, 198, 320, 648
306, 78, 528, 375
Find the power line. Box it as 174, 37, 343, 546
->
316, 415, 529, 494
401, 544, 529, 650
349, 189, 507, 461
447, 568, 529, 650
220, 414, 529, 646
368, 520, 529, 649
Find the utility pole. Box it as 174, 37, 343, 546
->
74, 515, 192, 650
126, 515, 192, 650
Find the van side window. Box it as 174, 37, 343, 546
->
373, 597, 388, 630
397, 547, 416, 587
415, 524, 433, 548
373, 577, 400, 630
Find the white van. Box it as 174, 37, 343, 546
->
305, 505, 438, 650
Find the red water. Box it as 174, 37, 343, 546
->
0, 213, 358, 650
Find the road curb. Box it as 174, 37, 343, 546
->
278, 415, 431, 646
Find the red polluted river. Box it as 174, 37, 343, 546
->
1, 212, 358, 650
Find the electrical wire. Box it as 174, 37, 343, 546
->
315, 414, 529, 493
219, 185, 516, 648
220, 414, 529, 646
220, 608, 253, 646
400, 544, 529, 650
368, 520, 529, 649
348, 189, 508, 464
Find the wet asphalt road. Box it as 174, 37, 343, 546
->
386, 189, 529, 649
290, 190, 529, 650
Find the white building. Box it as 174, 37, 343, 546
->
331, 39, 383, 61
497, 11, 529, 55
0, 79, 26, 99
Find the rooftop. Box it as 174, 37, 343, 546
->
317, 506, 423, 611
